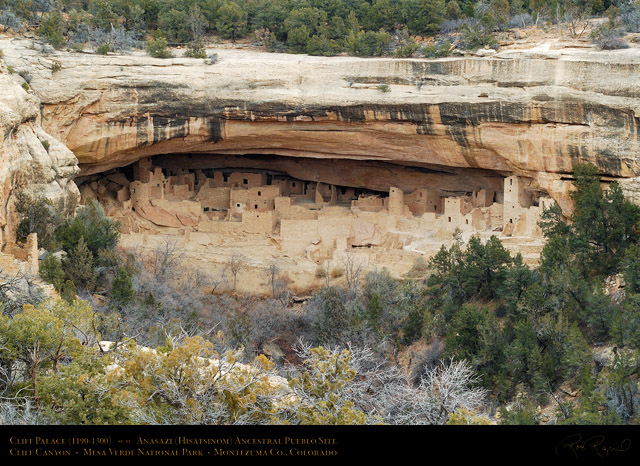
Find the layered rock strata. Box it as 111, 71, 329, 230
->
0, 65, 79, 247
2, 37, 640, 215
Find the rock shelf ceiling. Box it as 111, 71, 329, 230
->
3, 38, 640, 215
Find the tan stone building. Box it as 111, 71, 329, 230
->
80, 157, 553, 271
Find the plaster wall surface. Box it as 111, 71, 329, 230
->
195, 186, 231, 211
281, 218, 320, 255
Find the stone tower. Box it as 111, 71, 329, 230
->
389, 187, 404, 215
503, 175, 532, 227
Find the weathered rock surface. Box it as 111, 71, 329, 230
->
0, 59, 79, 246
3, 36, 640, 213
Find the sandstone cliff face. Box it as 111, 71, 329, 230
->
0, 64, 79, 246
2, 37, 640, 213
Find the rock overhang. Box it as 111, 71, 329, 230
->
3, 36, 640, 213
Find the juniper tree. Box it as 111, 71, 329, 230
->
39, 253, 64, 291
63, 237, 97, 292
540, 163, 640, 279
109, 267, 135, 309
14, 192, 63, 251
56, 200, 120, 264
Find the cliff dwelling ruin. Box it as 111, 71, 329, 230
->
7, 37, 630, 294
76, 153, 553, 292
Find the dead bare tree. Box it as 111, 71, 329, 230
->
228, 253, 247, 292
265, 261, 280, 297
0, 268, 45, 317
0, 338, 18, 395
273, 280, 291, 306
0, 397, 45, 425
209, 265, 228, 295
148, 237, 182, 282
264, 261, 290, 305
286, 340, 422, 424
336, 343, 409, 418
380, 358, 488, 425
561, 0, 591, 38
343, 254, 366, 299
115, 241, 220, 347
